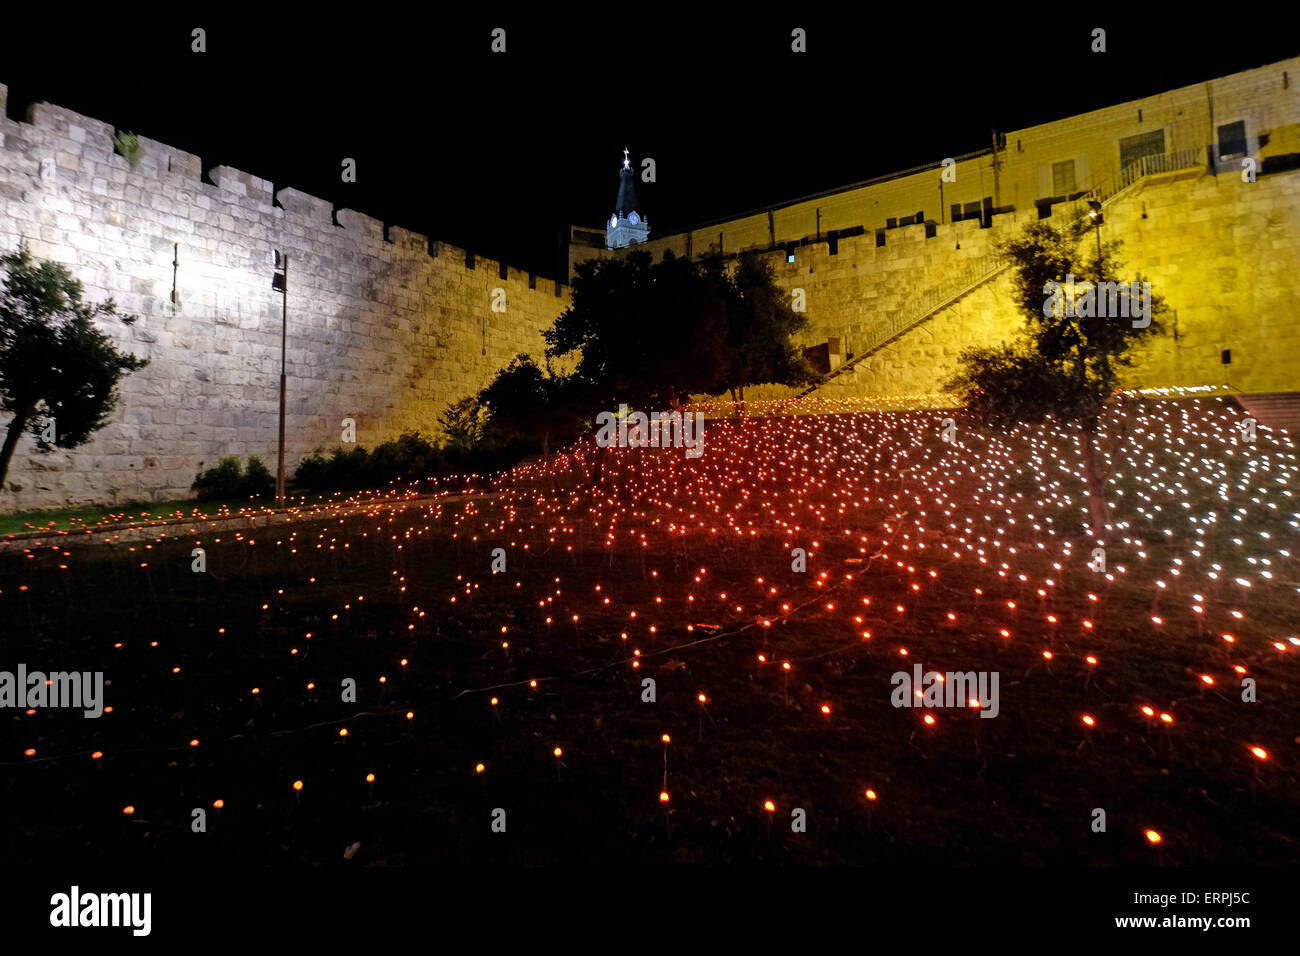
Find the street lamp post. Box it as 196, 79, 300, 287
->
1087, 200, 1104, 283
272, 250, 288, 507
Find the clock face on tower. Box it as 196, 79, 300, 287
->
610, 214, 618, 229
628, 212, 640, 225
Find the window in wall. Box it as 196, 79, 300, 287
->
1218, 120, 1247, 159
1119, 129, 1166, 171
1052, 160, 1076, 195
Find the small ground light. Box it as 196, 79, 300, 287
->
764, 800, 776, 812
122, 806, 135, 815
213, 799, 224, 809
1251, 747, 1268, 760
1082, 714, 1095, 727
475, 763, 485, 773
1145, 829, 1162, 844
293, 780, 303, 791
659, 791, 670, 803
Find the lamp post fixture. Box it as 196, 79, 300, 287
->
1087, 200, 1104, 284
272, 249, 288, 507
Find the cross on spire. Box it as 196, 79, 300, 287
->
623, 147, 630, 169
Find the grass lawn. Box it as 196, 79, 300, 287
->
1, 395, 1296, 866
0, 489, 418, 538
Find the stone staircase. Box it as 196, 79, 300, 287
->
1235, 392, 1300, 437
794, 150, 1203, 401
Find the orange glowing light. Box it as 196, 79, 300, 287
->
865, 789, 877, 801
1082, 715, 1095, 727
122, 806, 135, 815
763, 800, 776, 812
659, 791, 670, 803
923, 714, 936, 725
293, 780, 303, 791
1145, 829, 1162, 845
1250, 747, 1268, 760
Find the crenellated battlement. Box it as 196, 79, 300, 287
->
0, 80, 570, 512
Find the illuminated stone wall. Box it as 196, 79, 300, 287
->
0, 85, 568, 512
575, 57, 1300, 405
740, 165, 1300, 403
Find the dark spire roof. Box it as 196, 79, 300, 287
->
614, 149, 639, 218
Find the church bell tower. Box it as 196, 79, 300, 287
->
606, 147, 649, 249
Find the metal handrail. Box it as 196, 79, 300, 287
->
796, 149, 1206, 399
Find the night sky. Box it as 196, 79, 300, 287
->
0, 11, 1291, 279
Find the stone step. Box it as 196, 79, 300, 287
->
1235, 392, 1300, 436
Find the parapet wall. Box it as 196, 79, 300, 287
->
0, 86, 569, 512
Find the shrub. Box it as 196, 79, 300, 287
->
192, 455, 276, 501
113, 130, 144, 166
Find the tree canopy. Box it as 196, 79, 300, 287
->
943, 218, 1168, 537
0, 247, 148, 490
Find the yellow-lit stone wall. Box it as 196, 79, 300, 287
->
576, 57, 1300, 404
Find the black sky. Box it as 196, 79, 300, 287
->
0, 11, 1293, 279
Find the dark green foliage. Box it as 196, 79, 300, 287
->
112, 130, 144, 166
0, 247, 148, 489
437, 396, 483, 454
290, 431, 528, 492
544, 248, 818, 414
945, 220, 1166, 430
192, 455, 275, 500
477, 355, 587, 456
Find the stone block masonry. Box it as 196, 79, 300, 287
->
0, 88, 569, 513
732, 166, 1300, 404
